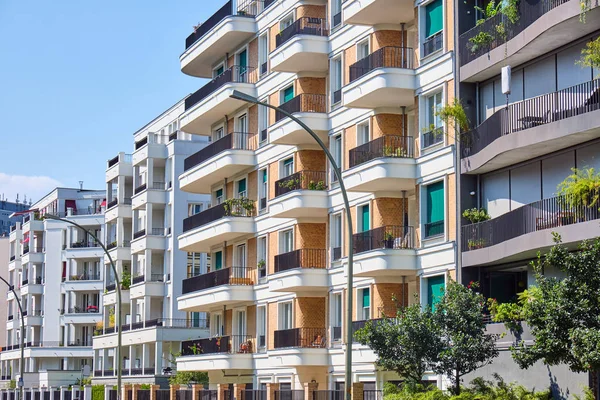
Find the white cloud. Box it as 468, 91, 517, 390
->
0, 173, 63, 205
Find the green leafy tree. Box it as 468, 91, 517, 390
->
354, 302, 443, 385
511, 234, 600, 377
434, 281, 499, 395
169, 370, 209, 386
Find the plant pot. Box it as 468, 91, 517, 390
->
384, 239, 394, 249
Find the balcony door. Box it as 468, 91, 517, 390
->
237, 178, 247, 199
281, 229, 293, 254
236, 114, 248, 149
235, 310, 247, 352
279, 302, 293, 330
214, 251, 223, 271
282, 157, 294, 177
238, 49, 248, 82
235, 244, 246, 278
357, 121, 370, 146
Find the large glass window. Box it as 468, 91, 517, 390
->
281, 229, 294, 253
283, 157, 294, 177
279, 302, 293, 329
186, 252, 204, 277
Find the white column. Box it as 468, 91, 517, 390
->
146, 204, 153, 234
154, 342, 163, 374
147, 158, 154, 188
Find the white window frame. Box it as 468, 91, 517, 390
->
258, 168, 268, 210
330, 134, 342, 182
257, 236, 267, 271
419, 0, 445, 59
358, 202, 371, 232
278, 301, 293, 330
419, 176, 447, 243
331, 292, 343, 331
330, 56, 343, 105
213, 62, 226, 78
236, 177, 248, 199
281, 157, 295, 178
188, 203, 204, 216
258, 33, 269, 78
357, 286, 371, 320
280, 12, 295, 31
357, 120, 371, 146
357, 38, 370, 60
211, 312, 223, 336
280, 229, 294, 254
331, 213, 343, 253
213, 186, 225, 205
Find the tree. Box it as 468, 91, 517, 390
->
433, 281, 499, 395
511, 234, 600, 377
354, 302, 443, 385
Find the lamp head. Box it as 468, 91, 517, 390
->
230, 90, 259, 104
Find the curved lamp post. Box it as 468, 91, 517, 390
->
45, 215, 122, 400
230, 90, 355, 400
0, 276, 25, 400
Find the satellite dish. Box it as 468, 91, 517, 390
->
82, 365, 91, 377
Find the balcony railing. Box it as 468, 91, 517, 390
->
107, 155, 119, 168
352, 318, 384, 342
133, 229, 146, 239
182, 266, 255, 295
9, 255, 15, 262
182, 200, 255, 232
134, 183, 147, 194
423, 32, 443, 58
421, 127, 444, 148
424, 221, 444, 238
275, 94, 326, 123
132, 275, 145, 285
181, 335, 255, 356
135, 137, 148, 150
169, 131, 179, 141
348, 135, 414, 168
353, 226, 415, 254
70, 241, 100, 248
185, 66, 257, 111
106, 240, 130, 250
462, 78, 600, 158
273, 327, 327, 348
67, 305, 100, 314
68, 274, 101, 281
274, 170, 327, 198
22, 246, 43, 255
462, 193, 600, 252
349, 47, 415, 83
274, 391, 305, 400
459, 0, 570, 66
184, 132, 257, 171
274, 249, 326, 273
106, 198, 118, 209
275, 17, 328, 48
94, 318, 209, 336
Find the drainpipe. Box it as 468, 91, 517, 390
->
401, 106, 407, 137
402, 276, 406, 307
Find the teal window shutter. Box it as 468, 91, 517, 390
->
262, 170, 268, 183
426, 181, 444, 223
425, 0, 443, 38
238, 179, 247, 195
427, 275, 445, 311
238, 50, 247, 68
361, 205, 370, 232
362, 288, 370, 307
216, 188, 223, 198
283, 86, 295, 103
215, 251, 223, 270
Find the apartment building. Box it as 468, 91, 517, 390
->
93, 100, 211, 386
175, 0, 457, 390
0, 237, 8, 358
0, 199, 31, 237
0, 187, 105, 388
456, 0, 600, 395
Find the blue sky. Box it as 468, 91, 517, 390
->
0, 0, 219, 203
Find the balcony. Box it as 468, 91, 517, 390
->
180, 66, 258, 134
130, 274, 166, 299
132, 137, 168, 166
181, 0, 262, 78
105, 240, 131, 262
179, 201, 256, 252
61, 305, 102, 324
178, 335, 254, 371
342, 0, 414, 25
270, 18, 329, 73
180, 132, 257, 194
21, 246, 44, 264
269, 249, 328, 293
106, 153, 133, 181
269, 171, 328, 218
269, 94, 328, 145
132, 182, 167, 209
342, 135, 416, 192
462, 194, 600, 267
271, 327, 328, 366
422, 32, 443, 59
352, 226, 417, 277
351, 318, 384, 342
66, 241, 104, 259
105, 197, 132, 222
62, 274, 102, 292
461, 78, 600, 174
179, 267, 255, 312
94, 318, 208, 337
343, 47, 416, 108
131, 228, 167, 254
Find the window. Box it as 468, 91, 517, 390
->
425, 181, 444, 238
427, 92, 443, 129
282, 85, 295, 104
357, 121, 370, 146
427, 275, 445, 311
359, 287, 370, 320
331, 292, 342, 340
359, 204, 370, 232
331, 213, 342, 260
191, 312, 204, 328
237, 114, 248, 135
212, 313, 223, 336
280, 229, 294, 253
214, 127, 225, 141
236, 244, 246, 276
331, 135, 342, 182
331, 57, 342, 105
423, 0, 443, 57
214, 188, 224, 205
259, 98, 269, 143
213, 64, 225, 78
259, 34, 269, 77
238, 49, 248, 81
188, 203, 204, 216
187, 252, 204, 277
332, 0, 342, 27
213, 251, 223, 270
237, 178, 247, 198
282, 157, 294, 177
279, 302, 293, 329
257, 306, 267, 348
358, 39, 370, 60
280, 14, 294, 30
258, 236, 267, 278
259, 169, 268, 210
236, 310, 247, 336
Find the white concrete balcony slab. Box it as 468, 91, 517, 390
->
22, 218, 43, 233
132, 185, 167, 210
106, 153, 133, 182
179, 132, 257, 194
177, 335, 255, 371
21, 249, 44, 265
61, 311, 102, 325
62, 279, 103, 293
23, 315, 43, 326
130, 231, 167, 254
268, 94, 328, 145
64, 245, 105, 259
343, 0, 414, 25
179, 267, 256, 312
269, 171, 329, 218
343, 136, 416, 192
130, 279, 166, 299
270, 25, 329, 73
132, 141, 167, 166
269, 249, 328, 293
177, 352, 254, 371
180, 66, 257, 134
179, 203, 256, 253
105, 243, 131, 263
103, 288, 130, 306
20, 282, 43, 296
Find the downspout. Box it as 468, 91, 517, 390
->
454, 0, 462, 284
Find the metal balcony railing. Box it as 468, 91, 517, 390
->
134, 183, 147, 194
351, 318, 384, 342
135, 137, 148, 150
462, 78, 600, 158
185, 66, 257, 111
133, 229, 146, 239
424, 221, 444, 238
353, 226, 415, 254
349, 46, 415, 83
273, 327, 327, 348
421, 127, 444, 148
182, 266, 255, 295
422, 31, 443, 58
275, 94, 326, 123
181, 335, 255, 355
70, 241, 100, 248
275, 17, 328, 48
182, 199, 255, 232
68, 274, 101, 281
107, 155, 119, 168
184, 132, 257, 171
348, 135, 414, 168
274, 249, 327, 273
274, 170, 327, 198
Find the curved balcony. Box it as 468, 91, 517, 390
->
462, 193, 600, 267
269, 171, 328, 218
180, 132, 257, 194
461, 78, 600, 174
178, 335, 254, 371
459, 0, 600, 81
270, 327, 328, 366
269, 249, 328, 293
343, 135, 416, 192
269, 94, 328, 145
343, 0, 414, 25
180, 66, 258, 134
179, 200, 256, 252
342, 47, 416, 108
270, 18, 329, 73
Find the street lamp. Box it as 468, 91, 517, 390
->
45, 215, 123, 400
230, 90, 355, 400
0, 276, 25, 400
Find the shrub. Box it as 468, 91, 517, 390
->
92, 385, 105, 400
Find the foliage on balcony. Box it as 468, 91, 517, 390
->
557, 168, 600, 212
468, 0, 519, 54
223, 197, 255, 216
462, 208, 491, 224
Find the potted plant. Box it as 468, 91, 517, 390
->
557, 168, 600, 220
468, 238, 486, 250
257, 259, 266, 270
462, 208, 491, 224
308, 180, 326, 190
383, 232, 395, 249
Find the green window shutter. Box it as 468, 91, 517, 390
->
427, 275, 445, 311
283, 86, 295, 103
361, 205, 370, 232
284, 158, 293, 167
216, 189, 223, 198
215, 251, 223, 270
192, 312, 200, 327
262, 170, 268, 183
425, 0, 443, 37
238, 179, 247, 195
216, 66, 224, 76
426, 181, 444, 223
238, 50, 247, 68
362, 288, 370, 308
